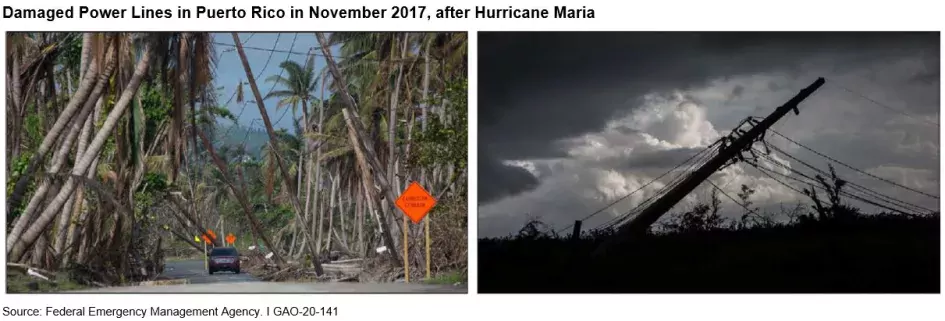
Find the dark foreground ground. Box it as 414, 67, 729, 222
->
479, 214, 940, 293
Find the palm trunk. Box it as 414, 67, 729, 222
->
295, 107, 304, 200
312, 72, 327, 256
231, 33, 322, 274
58, 100, 96, 267
73, 95, 105, 264
338, 170, 348, 247
6, 89, 97, 246
387, 33, 408, 202
326, 170, 338, 253
418, 37, 433, 279
80, 33, 93, 80
7, 46, 152, 262
302, 101, 314, 253
287, 221, 299, 258
356, 180, 365, 255
10, 42, 115, 232
53, 108, 97, 258
31, 233, 47, 266
7, 45, 107, 214
317, 32, 407, 265
9, 53, 24, 165
315, 183, 325, 255
342, 109, 402, 266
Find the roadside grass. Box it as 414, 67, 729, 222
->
6, 273, 88, 293
424, 270, 466, 285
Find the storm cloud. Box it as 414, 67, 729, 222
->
478, 32, 939, 237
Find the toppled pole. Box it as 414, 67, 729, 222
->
610, 78, 825, 242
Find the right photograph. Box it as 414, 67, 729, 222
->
477, 32, 940, 293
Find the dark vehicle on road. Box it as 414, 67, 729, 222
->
208, 247, 240, 274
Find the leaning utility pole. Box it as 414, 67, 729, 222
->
608, 77, 826, 243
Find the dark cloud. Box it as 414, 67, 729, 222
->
478, 151, 539, 204
479, 32, 940, 205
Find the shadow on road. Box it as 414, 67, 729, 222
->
162, 260, 257, 285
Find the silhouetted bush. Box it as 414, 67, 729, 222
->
479, 181, 940, 293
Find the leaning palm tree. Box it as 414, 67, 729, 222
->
7, 33, 157, 261
265, 58, 317, 128
264, 58, 319, 246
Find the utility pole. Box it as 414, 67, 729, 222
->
606, 78, 825, 244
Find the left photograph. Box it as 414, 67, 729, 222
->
5, 32, 468, 293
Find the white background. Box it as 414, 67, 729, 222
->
1, 0, 944, 320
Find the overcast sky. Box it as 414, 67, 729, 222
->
478, 32, 940, 238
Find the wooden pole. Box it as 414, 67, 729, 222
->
203, 241, 208, 272
403, 215, 409, 283
611, 77, 825, 242
425, 217, 431, 280
570, 220, 582, 241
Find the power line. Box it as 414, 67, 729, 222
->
555, 141, 720, 235
760, 145, 935, 214
581, 142, 723, 233
754, 163, 916, 216
706, 179, 758, 216
266, 34, 303, 130
601, 148, 716, 230
831, 82, 939, 127
769, 129, 938, 199
212, 39, 441, 63
753, 147, 931, 215
219, 33, 283, 141
213, 41, 318, 57
215, 33, 256, 60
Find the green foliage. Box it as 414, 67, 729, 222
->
23, 112, 43, 150
7, 152, 32, 196
55, 34, 83, 78
257, 204, 294, 227
129, 92, 145, 166
139, 172, 170, 194
6, 152, 34, 224
207, 106, 237, 123
410, 78, 468, 170
133, 172, 169, 222
424, 270, 466, 285
140, 84, 171, 122
7, 273, 87, 293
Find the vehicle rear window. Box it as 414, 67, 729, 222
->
211, 248, 238, 256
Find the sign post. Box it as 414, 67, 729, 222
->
425, 216, 431, 280
395, 181, 437, 283
195, 235, 207, 272
201, 230, 216, 272
226, 233, 236, 246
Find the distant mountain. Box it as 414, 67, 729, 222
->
214, 124, 270, 159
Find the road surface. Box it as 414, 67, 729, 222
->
73, 259, 467, 293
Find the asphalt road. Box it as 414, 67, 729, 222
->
73, 260, 467, 293
161, 259, 258, 285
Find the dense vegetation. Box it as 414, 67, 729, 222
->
6, 32, 468, 291
480, 168, 939, 293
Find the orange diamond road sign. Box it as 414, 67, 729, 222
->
202, 229, 217, 244
226, 233, 236, 245
396, 181, 437, 224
